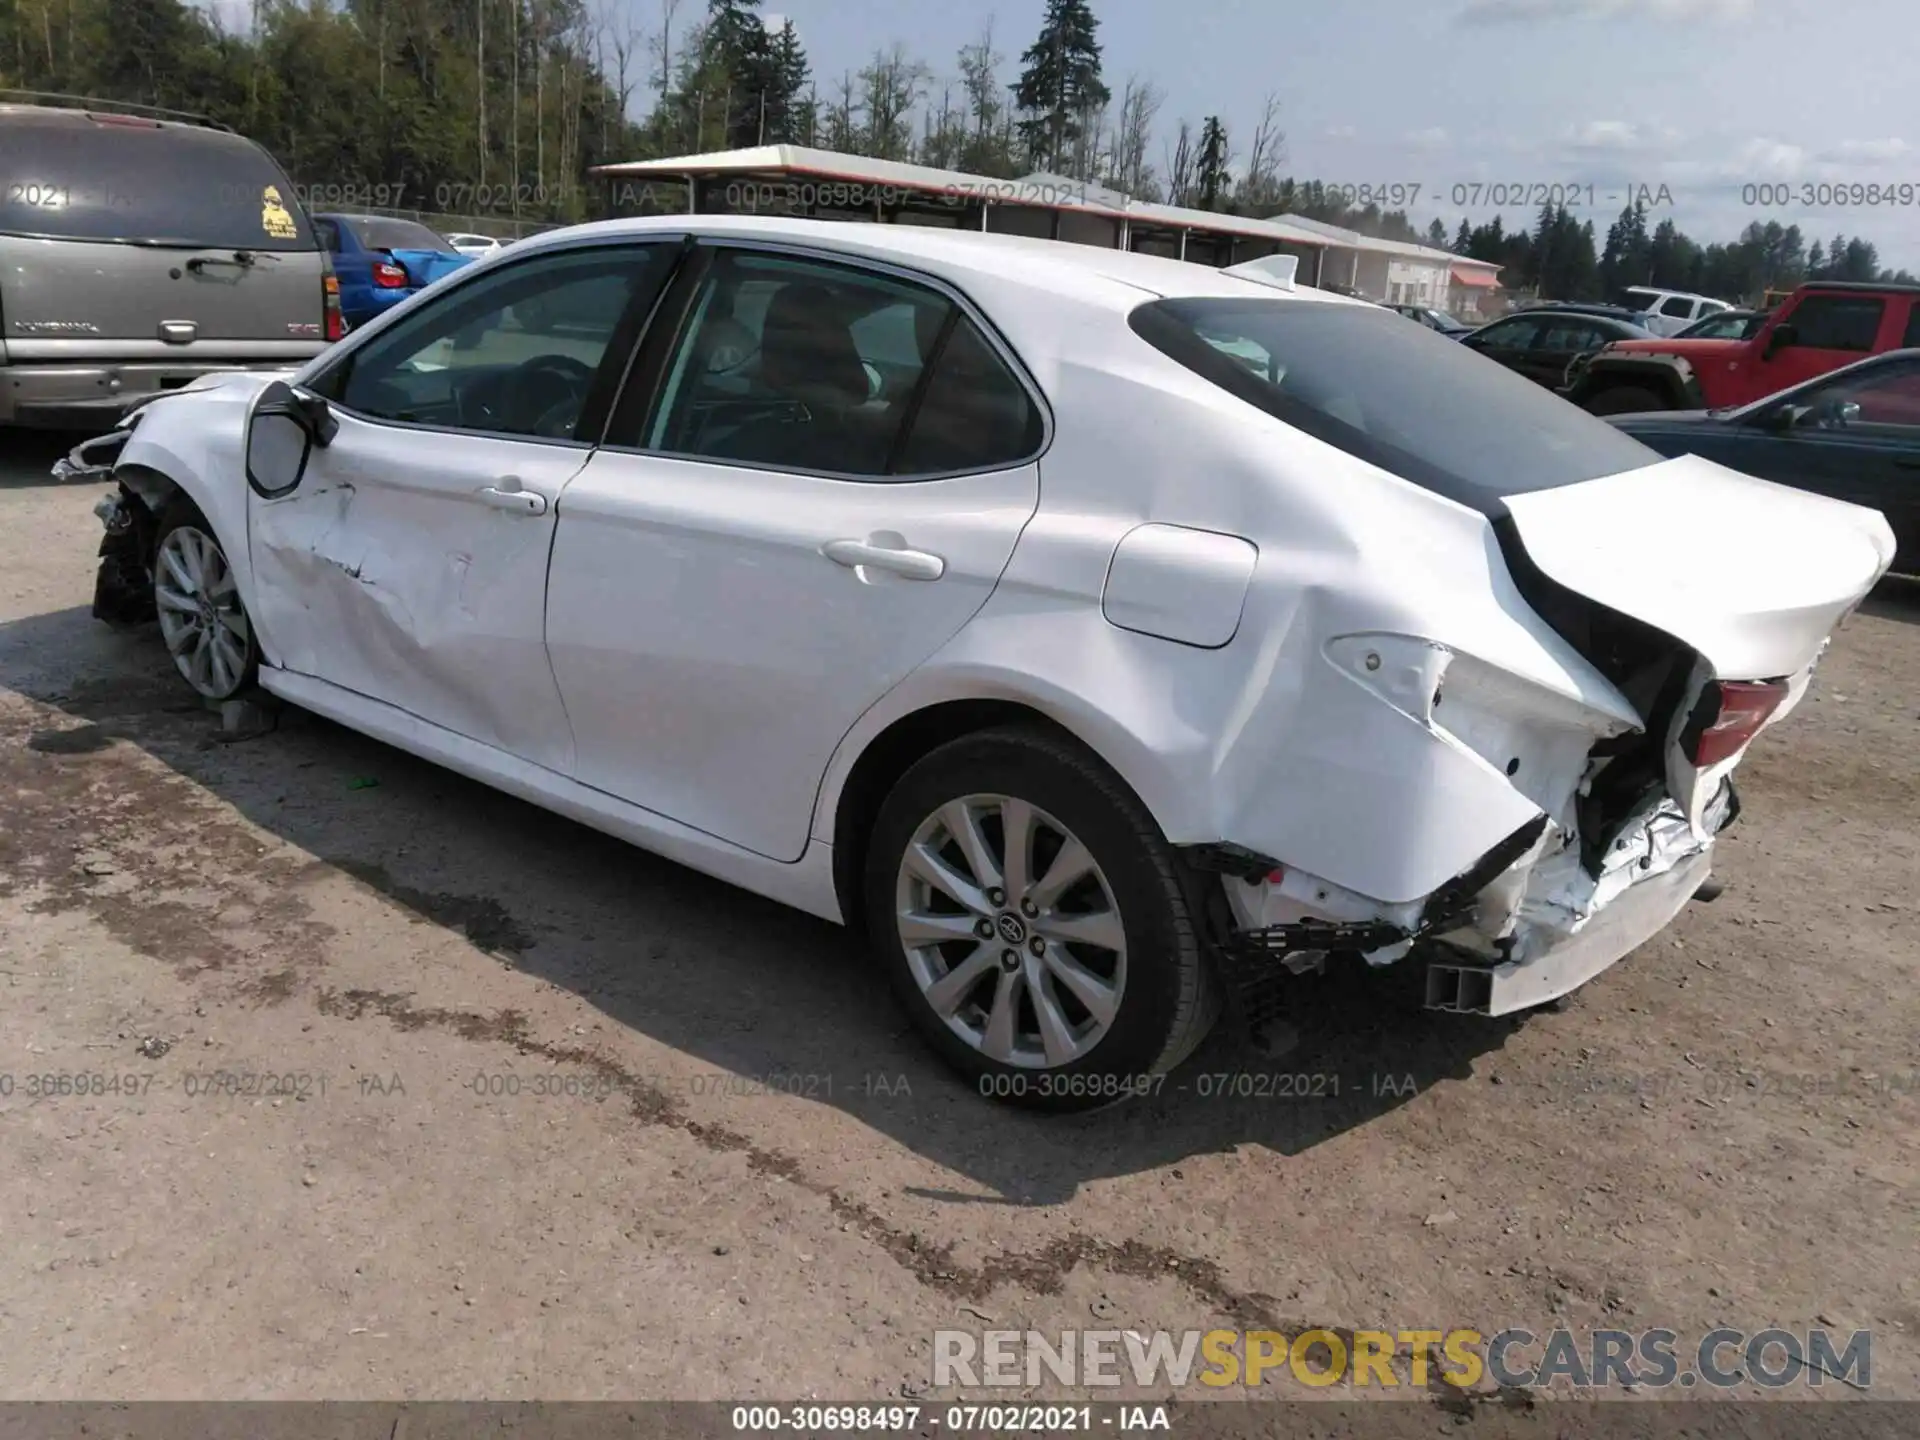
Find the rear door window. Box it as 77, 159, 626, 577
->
1130, 296, 1660, 513
0, 116, 313, 250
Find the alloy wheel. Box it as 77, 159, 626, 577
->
894, 793, 1128, 1069
154, 525, 251, 700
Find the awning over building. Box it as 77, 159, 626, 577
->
1452, 265, 1502, 289
588, 145, 1444, 276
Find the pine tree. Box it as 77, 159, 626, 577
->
1011, 0, 1110, 174
1425, 218, 1449, 248
1452, 217, 1473, 254
764, 19, 811, 143
1194, 115, 1229, 209
703, 0, 773, 147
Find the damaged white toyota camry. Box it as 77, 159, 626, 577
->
59, 214, 1894, 1109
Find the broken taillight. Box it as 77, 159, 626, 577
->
1686, 679, 1790, 767
371, 260, 409, 288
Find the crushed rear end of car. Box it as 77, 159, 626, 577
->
1125, 295, 1894, 1037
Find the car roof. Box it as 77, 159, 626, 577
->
0, 101, 256, 149
1798, 280, 1920, 296
506, 213, 1375, 315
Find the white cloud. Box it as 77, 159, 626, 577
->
762, 10, 792, 35
1324, 124, 1357, 140
1561, 120, 1683, 151
1458, 0, 1755, 25
1821, 137, 1910, 165
1404, 127, 1451, 149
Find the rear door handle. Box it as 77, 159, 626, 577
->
823, 537, 945, 581
477, 478, 548, 516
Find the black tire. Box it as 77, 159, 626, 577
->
864, 725, 1221, 1112
1584, 385, 1667, 416
152, 497, 261, 702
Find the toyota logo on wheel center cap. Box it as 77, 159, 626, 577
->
996, 913, 1027, 945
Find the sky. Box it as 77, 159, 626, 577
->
694, 0, 1919, 269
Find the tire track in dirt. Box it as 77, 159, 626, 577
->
1, 694, 1340, 1352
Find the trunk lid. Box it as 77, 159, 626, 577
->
1503, 453, 1893, 681
385, 248, 472, 288
1506, 452, 1893, 843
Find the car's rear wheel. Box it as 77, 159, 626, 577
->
152, 500, 259, 703
865, 726, 1219, 1111
1585, 385, 1667, 416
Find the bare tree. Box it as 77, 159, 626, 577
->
822, 70, 860, 154
1165, 118, 1195, 208
858, 43, 927, 161
1104, 76, 1160, 198
1236, 92, 1286, 213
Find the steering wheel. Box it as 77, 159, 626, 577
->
505, 353, 599, 437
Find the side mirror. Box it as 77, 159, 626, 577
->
246, 380, 324, 498
1761, 322, 1797, 360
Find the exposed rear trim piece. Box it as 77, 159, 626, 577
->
1209, 814, 1551, 1037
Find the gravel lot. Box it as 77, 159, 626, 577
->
2, 429, 1916, 1407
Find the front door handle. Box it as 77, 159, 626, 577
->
477, 477, 548, 516
823, 537, 945, 581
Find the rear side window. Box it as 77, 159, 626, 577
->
1659, 295, 1695, 317
0, 118, 313, 250
1129, 297, 1660, 512
639, 248, 1042, 478
1903, 303, 1920, 349
895, 315, 1047, 473
1787, 295, 1884, 351
342, 216, 457, 254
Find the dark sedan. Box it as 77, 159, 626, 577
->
1385, 303, 1474, 337
1607, 347, 1920, 573
1458, 310, 1655, 389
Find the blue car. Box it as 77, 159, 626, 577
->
311, 213, 474, 328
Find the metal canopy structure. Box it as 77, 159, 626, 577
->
589, 145, 1500, 293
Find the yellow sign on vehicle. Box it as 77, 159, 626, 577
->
261, 185, 297, 240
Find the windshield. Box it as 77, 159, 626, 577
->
0, 118, 314, 250
1129, 296, 1662, 513
343, 216, 457, 253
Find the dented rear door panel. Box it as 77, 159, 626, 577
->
247, 410, 582, 772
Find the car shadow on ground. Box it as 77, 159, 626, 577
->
0, 429, 79, 488
0, 601, 1528, 1204
1860, 572, 1919, 623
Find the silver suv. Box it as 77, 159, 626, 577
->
1, 95, 338, 429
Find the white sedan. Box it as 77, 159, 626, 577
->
65, 215, 1895, 1109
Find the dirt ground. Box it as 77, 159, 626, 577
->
1, 429, 1916, 1407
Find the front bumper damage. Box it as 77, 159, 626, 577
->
1199, 779, 1736, 1033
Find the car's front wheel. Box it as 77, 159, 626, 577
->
152, 499, 259, 703
865, 727, 1220, 1111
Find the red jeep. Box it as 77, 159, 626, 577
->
1566, 281, 1920, 414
